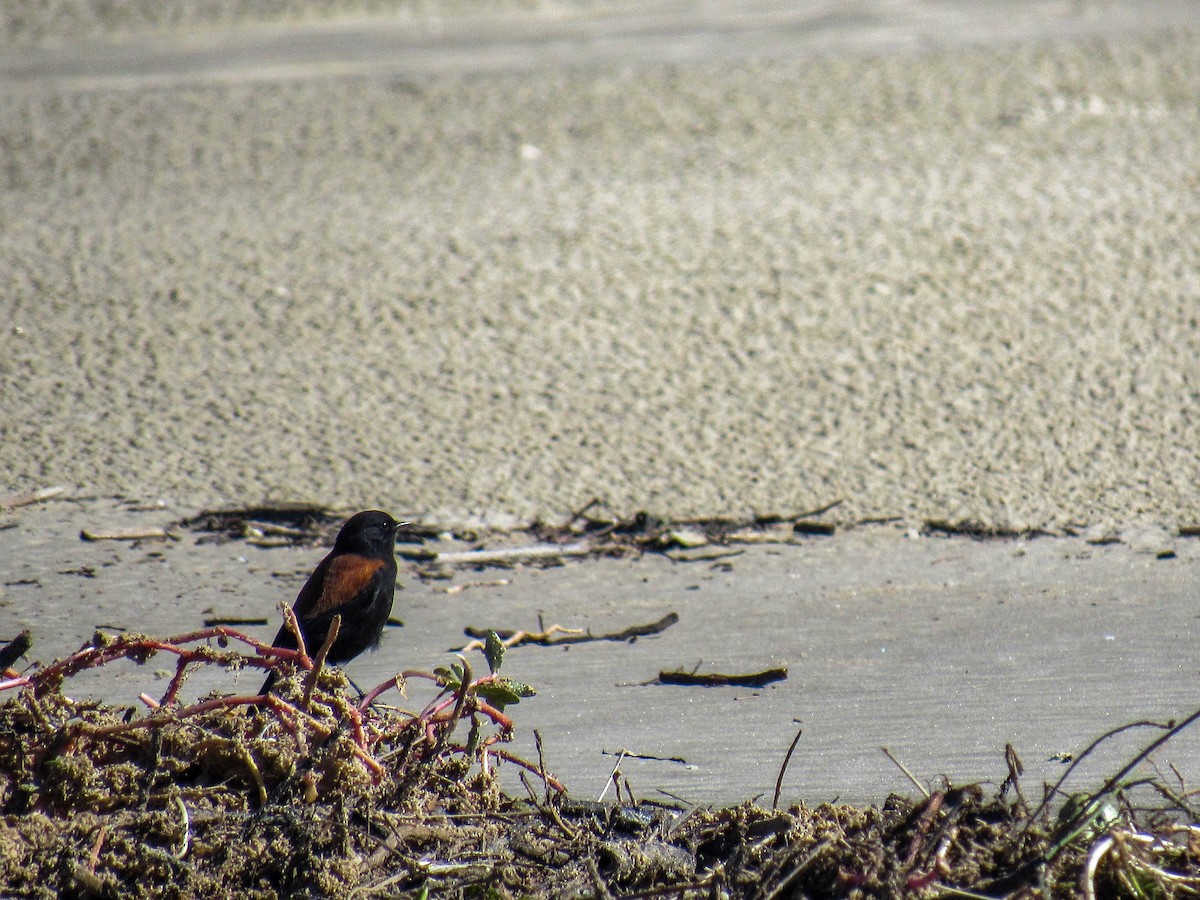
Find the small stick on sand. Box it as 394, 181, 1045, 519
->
80, 526, 178, 542
657, 666, 788, 688
405, 542, 615, 567
460, 612, 679, 651
1, 486, 66, 510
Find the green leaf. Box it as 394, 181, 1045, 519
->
474, 683, 521, 709
483, 630, 505, 675
499, 678, 536, 698
475, 678, 537, 709
464, 714, 482, 755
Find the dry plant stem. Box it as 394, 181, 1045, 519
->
760, 844, 827, 900
461, 612, 679, 652
233, 740, 269, 806
282, 605, 310, 663
302, 614, 341, 712
460, 623, 585, 652
87, 824, 106, 873
772, 723, 804, 812
426, 543, 604, 567
1082, 707, 1200, 817
160, 655, 193, 706
659, 666, 787, 688
902, 791, 946, 869
598, 750, 626, 803
881, 746, 930, 799
1023, 713, 1191, 846
1002, 742, 1029, 814
534, 729, 552, 803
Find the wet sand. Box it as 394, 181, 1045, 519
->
2, 498, 1197, 805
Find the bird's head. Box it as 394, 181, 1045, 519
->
333, 510, 401, 556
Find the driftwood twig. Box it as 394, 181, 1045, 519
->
80, 527, 178, 542
460, 613, 679, 651
403, 543, 619, 567
1, 486, 66, 510
656, 666, 788, 688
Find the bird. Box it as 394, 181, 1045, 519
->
259, 509, 401, 695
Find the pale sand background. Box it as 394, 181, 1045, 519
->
3, 1, 1200, 532
3, 2, 1200, 804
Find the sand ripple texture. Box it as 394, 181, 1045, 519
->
2, 11, 1199, 530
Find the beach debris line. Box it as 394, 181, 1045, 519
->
181, 503, 431, 547
178, 498, 845, 564
531, 496, 845, 551
2, 627, 1200, 895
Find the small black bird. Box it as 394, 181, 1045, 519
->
260, 510, 400, 695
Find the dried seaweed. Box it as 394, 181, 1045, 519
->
3, 630, 1200, 897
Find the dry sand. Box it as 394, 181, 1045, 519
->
2, 2, 1199, 532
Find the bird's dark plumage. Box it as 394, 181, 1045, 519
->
260, 510, 400, 695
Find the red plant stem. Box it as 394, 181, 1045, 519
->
358, 670, 441, 712
424, 699, 514, 731
160, 656, 192, 706
342, 701, 368, 749
474, 702, 515, 731
31, 630, 307, 691
157, 626, 279, 652
415, 672, 502, 721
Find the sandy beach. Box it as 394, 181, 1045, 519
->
3, 1, 1200, 807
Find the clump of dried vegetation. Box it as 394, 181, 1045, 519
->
1, 620, 1199, 898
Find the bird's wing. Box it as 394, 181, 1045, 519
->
270, 553, 392, 651
303, 553, 389, 618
